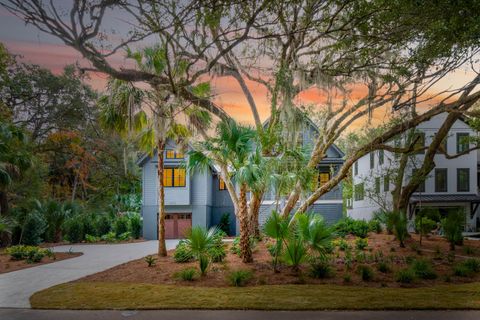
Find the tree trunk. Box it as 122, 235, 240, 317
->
281, 185, 301, 218
249, 192, 262, 239
239, 184, 253, 263
157, 139, 167, 257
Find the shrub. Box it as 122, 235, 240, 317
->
335, 217, 369, 238
414, 216, 436, 241
454, 264, 474, 277
373, 210, 395, 234
228, 269, 253, 287
283, 236, 307, 272
129, 213, 142, 239
26, 251, 45, 263
337, 238, 350, 251
391, 211, 408, 247
6, 245, 47, 263
113, 214, 130, 237
309, 260, 334, 279
343, 274, 351, 283
463, 246, 476, 255
355, 237, 368, 251
230, 237, 241, 255
6, 245, 28, 260
442, 209, 465, 250
144, 255, 156, 267
101, 231, 117, 243
21, 211, 47, 245
85, 234, 100, 243
357, 265, 374, 281
368, 219, 382, 234
411, 259, 437, 279
463, 258, 480, 273
217, 213, 230, 235
117, 231, 132, 241
175, 268, 197, 281
377, 261, 391, 273
62, 215, 84, 243
95, 214, 111, 236
396, 268, 416, 283
208, 245, 226, 263
173, 241, 194, 263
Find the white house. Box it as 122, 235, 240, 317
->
347, 113, 480, 232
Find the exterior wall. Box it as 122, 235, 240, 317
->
211, 175, 236, 235
348, 113, 479, 226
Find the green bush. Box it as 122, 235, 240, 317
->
173, 241, 194, 263
129, 213, 142, 239
334, 217, 369, 238
62, 215, 84, 243
357, 265, 374, 281
101, 231, 117, 243
368, 219, 382, 234
85, 234, 100, 243
309, 260, 334, 279
463, 246, 476, 255
463, 258, 480, 273
174, 268, 197, 281
21, 211, 47, 245
442, 209, 464, 250
392, 211, 408, 247
6, 245, 48, 263
117, 231, 132, 241
337, 238, 350, 251
95, 214, 111, 236
208, 245, 226, 263
26, 251, 45, 263
411, 259, 437, 279
396, 268, 416, 283
228, 269, 253, 287
113, 215, 130, 237
453, 264, 474, 277
355, 237, 368, 251
217, 213, 230, 235
377, 261, 391, 273
414, 216, 436, 239
199, 254, 210, 275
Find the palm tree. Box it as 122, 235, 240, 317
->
184, 226, 218, 275
187, 120, 261, 262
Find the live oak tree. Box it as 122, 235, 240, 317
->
4, 0, 480, 260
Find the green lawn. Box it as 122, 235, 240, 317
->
30, 282, 480, 310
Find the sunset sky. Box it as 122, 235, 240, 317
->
0, 6, 476, 130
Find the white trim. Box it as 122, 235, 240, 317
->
313, 200, 343, 204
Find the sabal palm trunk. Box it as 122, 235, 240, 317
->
239, 184, 253, 263
249, 192, 262, 239
157, 139, 167, 256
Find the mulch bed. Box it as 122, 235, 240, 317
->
77, 232, 480, 288
0, 251, 82, 274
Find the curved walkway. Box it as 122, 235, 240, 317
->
0, 240, 179, 308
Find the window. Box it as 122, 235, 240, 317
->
165, 149, 184, 159
412, 169, 425, 192
354, 183, 364, 201
163, 167, 186, 187
375, 177, 380, 194
384, 175, 390, 192
457, 168, 470, 192
219, 177, 226, 190
370, 153, 375, 169
456, 133, 470, 154
414, 132, 425, 154
319, 172, 330, 186
354, 161, 358, 176
435, 168, 448, 192
378, 150, 384, 165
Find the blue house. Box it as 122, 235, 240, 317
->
138, 120, 345, 240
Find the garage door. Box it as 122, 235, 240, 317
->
163, 213, 192, 239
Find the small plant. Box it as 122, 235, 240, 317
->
230, 237, 241, 255
337, 238, 350, 251
396, 268, 416, 284
174, 268, 197, 281
357, 265, 374, 281
368, 219, 383, 234
173, 241, 194, 263
199, 254, 210, 275
355, 251, 366, 264
228, 269, 253, 287
85, 234, 100, 243
442, 209, 464, 251
144, 255, 156, 267
101, 231, 117, 243
128, 213, 142, 239
117, 231, 132, 241
453, 264, 473, 277
377, 261, 391, 273
343, 273, 352, 283
447, 252, 455, 264
208, 245, 226, 263
6, 245, 47, 263
463, 246, 476, 255
411, 259, 437, 279
410, 242, 422, 255
309, 259, 334, 279
344, 249, 353, 270
217, 213, 231, 235
463, 258, 480, 273
355, 237, 368, 251
392, 211, 408, 248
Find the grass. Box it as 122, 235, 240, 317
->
30, 282, 480, 310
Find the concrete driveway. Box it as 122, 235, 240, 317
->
0, 240, 179, 308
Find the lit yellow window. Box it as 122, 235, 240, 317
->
219, 178, 226, 190
319, 172, 330, 186
163, 168, 173, 187
166, 150, 175, 159
173, 168, 186, 187
175, 151, 184, 159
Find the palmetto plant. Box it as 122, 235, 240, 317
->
263, 211, 289, 272
184, 226, 218, 275
296, 213, 333, 258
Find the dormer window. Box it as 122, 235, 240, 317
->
166, 149, 184, 159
